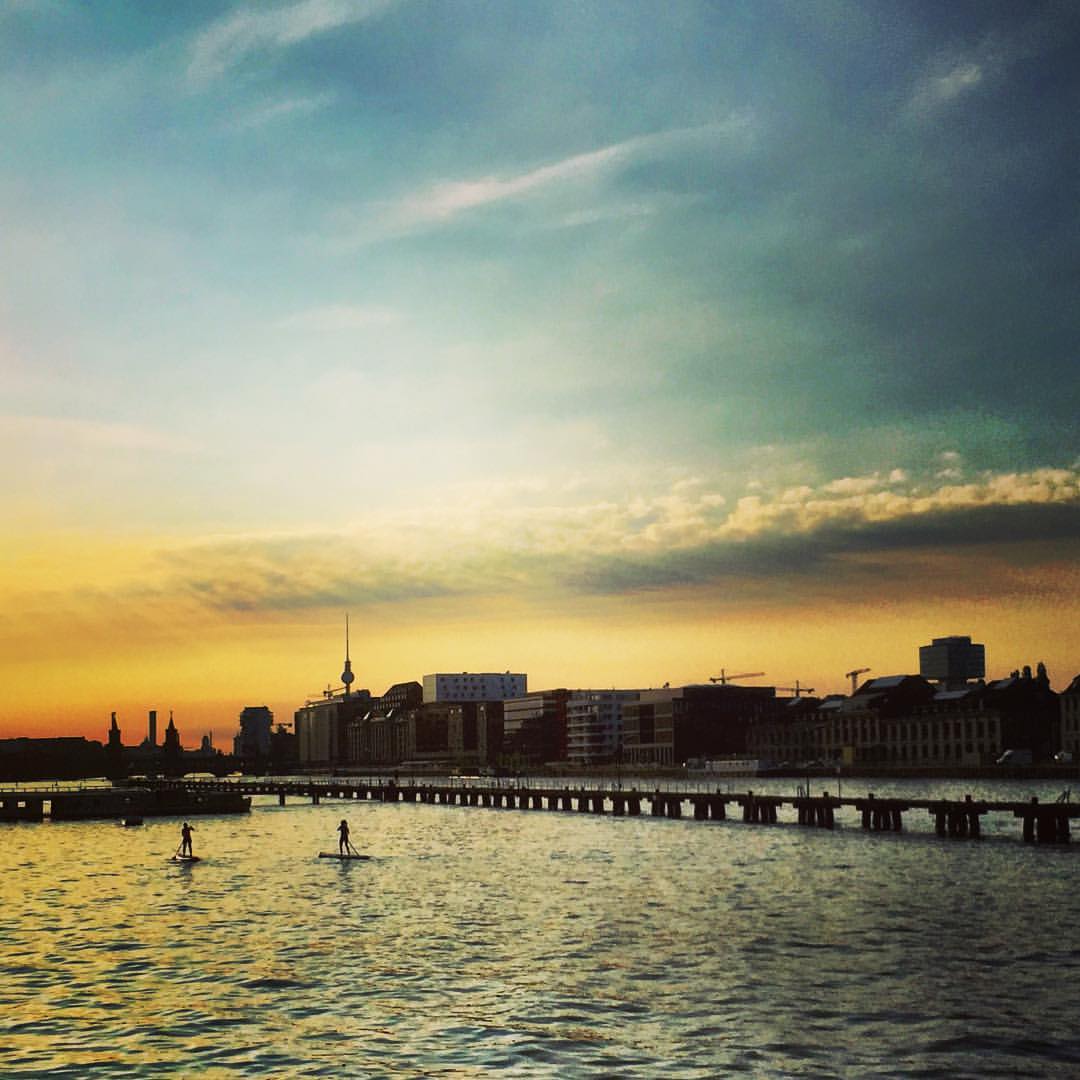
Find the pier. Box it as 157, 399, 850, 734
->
90, 776, 1079, 845
0, 784, 250, 822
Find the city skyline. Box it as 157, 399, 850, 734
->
15, 627, 1076, 748
2, 2, 1078, 739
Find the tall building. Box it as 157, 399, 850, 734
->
296, 693, 371, 767
423, 672, 527, 703
919, 636, 985, 690
234, 706, 274, 761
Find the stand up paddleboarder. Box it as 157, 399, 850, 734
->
180, 821, 194, 858
338, 819, 351, 856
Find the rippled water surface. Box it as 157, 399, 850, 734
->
3, 780, 1080, 1077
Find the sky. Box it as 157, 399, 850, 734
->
2, 1, 1078, 743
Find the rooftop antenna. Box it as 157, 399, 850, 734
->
341, 613, 355, 697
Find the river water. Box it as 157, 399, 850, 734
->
2, 778, 1079, 1078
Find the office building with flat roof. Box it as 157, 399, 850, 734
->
423, 672, 526, 703
919, 636, 985, 690
566, 690, 640, 766
622, 683, 776, 767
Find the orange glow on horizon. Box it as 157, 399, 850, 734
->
4, 586, 1076, 743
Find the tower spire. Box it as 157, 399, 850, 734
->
341, 613, 355, 696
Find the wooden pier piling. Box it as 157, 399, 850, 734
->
60, 777, 1078, 847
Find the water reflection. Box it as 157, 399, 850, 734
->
1, 781, 1078, 1076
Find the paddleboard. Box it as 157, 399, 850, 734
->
318, 852, 370, 860
170, 854, 201, 863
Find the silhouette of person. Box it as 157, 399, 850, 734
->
180, 821, 193, 857
338, 819, 350, 855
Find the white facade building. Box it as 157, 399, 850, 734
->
566, 690, 639, 766
422, 672, 527, 703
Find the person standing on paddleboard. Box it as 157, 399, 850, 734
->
180, 821, 194, 857
337, 819, 350, 855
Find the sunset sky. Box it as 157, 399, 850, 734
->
3, 1, 1078, 743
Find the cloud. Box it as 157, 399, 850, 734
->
163, 534, 461, 611
714, 468, 1078, 542
5, 464, 1074, 633
127, 464, 1080, 613
824, 474, 885, 496
189, 0, 398, 83
233, 91, 336, 128
908, 60, 983, 117
904, 7, 1077, 121
394, 144, 625, 223
547, 200, 665, 231
341, 117, 754, 242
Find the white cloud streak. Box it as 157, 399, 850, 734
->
908, 60, 983, 116
233, 91, 337, 128
346, 116, 754, 242
189, 0, 399, 83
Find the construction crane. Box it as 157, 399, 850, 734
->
776, 681, 815, 698
709, 670, 765, 685
845, 667, 871, 695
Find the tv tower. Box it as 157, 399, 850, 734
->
341, 614, 355, 697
